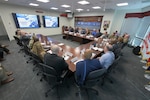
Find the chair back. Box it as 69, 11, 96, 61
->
30, 52, 43, 63
84, 68, 106, 87
107, 56, 120, 73
13, 36, 23, 47
39, 63, 58, 84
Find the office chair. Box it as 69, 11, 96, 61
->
75, 68, 106, 99
101, 56, 121, 86
38, 63, 67, 98
28, 52, 43, 72
13, 36, 24, 53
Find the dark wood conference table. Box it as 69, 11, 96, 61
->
63, 31, 95, 44
37, 34, 103, 72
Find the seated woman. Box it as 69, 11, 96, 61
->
31, 37, 46, 60
0, 64, 14, 85
122, 33, 130, 48
85, 28, 90, 35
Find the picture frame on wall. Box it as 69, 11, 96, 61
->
103, 20, 110, 30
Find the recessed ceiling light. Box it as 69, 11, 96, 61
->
51, 7, 58, 10
37, 0, 50, 3
78, 0, 90, 5
92, 6, 101, 9
65, 10, 71, 12
87, 9, 90, 11
29, 3, 39, 6
76, 8, 83, 11
117, 2, 128, 6
61, 4, 70, 8
4, 0, 8, 1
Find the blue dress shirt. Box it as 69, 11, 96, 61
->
99, 51, 115, 69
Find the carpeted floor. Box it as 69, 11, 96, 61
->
0, 34, 150, 100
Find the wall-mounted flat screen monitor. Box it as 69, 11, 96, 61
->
43, 16, 59, 28
12, 13, 41, 28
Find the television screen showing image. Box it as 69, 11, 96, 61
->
12, 13, 40, 28
43, 16, 59, 28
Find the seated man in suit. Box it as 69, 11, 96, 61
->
0, 64, 14, 85
44, 45, 68, 76
75, 49, 101, 85
31, 37, 46, 60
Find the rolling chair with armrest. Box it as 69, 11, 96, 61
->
13, 36, 24, 53
38, 63, 68, 98
75, 68, 106, 99
101, 56, 121, 86
29, 52, 43, 72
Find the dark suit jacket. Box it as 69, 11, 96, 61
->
44, 53, 68, 76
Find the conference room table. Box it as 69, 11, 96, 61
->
63, 31, 95, 44
37, 34, 105, 72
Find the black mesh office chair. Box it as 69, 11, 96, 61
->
13, 36, 24, 53
101, 56, 121, 86
29, 52, 43, 72
75, 68, 106, 99
38, 63, 67, 98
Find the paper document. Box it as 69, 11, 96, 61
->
71, 57, 78, 63
74, 59, 83, 65
43, 45, 51, 49
47, 50, 52, 54
41, 43, 46, 46
58, 43, 64, 46
63, 55, 69, 60
91, 53, 96, 58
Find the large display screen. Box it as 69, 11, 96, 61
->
12, 13, 41, 28
43, 16, 59, 28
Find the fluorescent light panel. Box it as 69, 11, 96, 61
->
76, 8, 83, 11
61, 4, 70, 8
78, 0, 90, 5
37, 0, 50, 3
117, 2, 128, 6
92, 6, 101, 9
65, 10, 71, 12
29, 3, 39, 6
51, 7, 58, 10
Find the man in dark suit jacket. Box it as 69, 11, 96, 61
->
44, 45, 68, 76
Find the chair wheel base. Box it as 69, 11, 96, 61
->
40, 79, 43, 82
76, 92, 79, 96
45, 93, 48, 97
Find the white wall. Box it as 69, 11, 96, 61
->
0, 16, 7, 36
70, 10, 115, 34
142, 6, 150, 12
110, 9, 142, 35
0, 3, 70, 41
